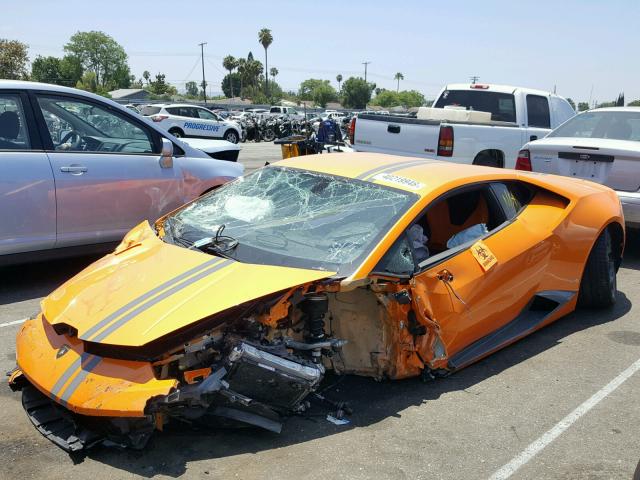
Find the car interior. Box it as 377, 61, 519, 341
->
0, 97, 29, 150
375, 182, 534, 276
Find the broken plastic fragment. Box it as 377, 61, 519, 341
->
326, 414, 350, 425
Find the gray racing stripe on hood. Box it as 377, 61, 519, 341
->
50, 358, 82, 399
82, 257, 223, 340
91, 259, 233, 343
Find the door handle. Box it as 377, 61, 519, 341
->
387, 124, 401, 134
60, 165, 88, 175
436, 269, 454, 282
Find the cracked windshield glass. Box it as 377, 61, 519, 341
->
168, 166, 417, 275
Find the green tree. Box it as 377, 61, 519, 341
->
185, 80, 199, 97
147, 73, 176, 96
222, 55, 237, 97
31, 56, 63, 84
298, 79, 329, 100
394, 72, 404, 93
341, 77, 374, 109
64, 31, 130, 89
270, 67, 278, 82
336, 74, 343, 92
221, 73, 241, 98
627, 99, 640, 107
143, 70, 151, 85
236, 58, 246, 97
566, 97, 576, 111
258, 28, 273, 96
595, 101, 616, 109
312, 83, 337, 107
398, 90, 425, 107
577, 102, 590, 111
0, 38, 29, 79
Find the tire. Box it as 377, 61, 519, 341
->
473, 153, 501, 168
578, 228, 617, 308
169, 128, 184, 138
262, 128, 276, 142
224, 130, 239, 144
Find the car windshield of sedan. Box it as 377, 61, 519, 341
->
167, 166, 418, 276
549, 111, 640, 142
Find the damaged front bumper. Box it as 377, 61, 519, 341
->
10, 315, 328, 452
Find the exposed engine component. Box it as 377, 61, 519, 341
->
300, 293, 329, 362
225, 343, 323, 409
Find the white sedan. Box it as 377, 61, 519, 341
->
517, 107, 640, 228
141, 104, 242, 144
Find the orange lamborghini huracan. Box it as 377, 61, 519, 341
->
9, 153, 624, 451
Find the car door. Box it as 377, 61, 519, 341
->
376, 182, 551, 370
32, 92, 185, 247
195, 107, 224, 138
0, 91, 56, 255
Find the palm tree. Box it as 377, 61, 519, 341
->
258, 28, 273, 96
143, 70, 150, 85
394, 72, 404, 93
222, 55, 237, 97
336, 74, 343, 92
236, 58, 246, 98
270, 67, 278, 83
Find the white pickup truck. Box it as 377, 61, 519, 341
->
351, 83, 576, 168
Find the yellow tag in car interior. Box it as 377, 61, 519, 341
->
470, 241, 497, 271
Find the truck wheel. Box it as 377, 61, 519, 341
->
224, 130, 239, 144
578, 228, 617, 308
169, 128, 184, 138
473, 153, 500, 167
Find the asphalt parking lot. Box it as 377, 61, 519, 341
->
0, 145, 639, 480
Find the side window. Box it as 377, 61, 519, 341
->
36, 95, 157, 154
0, 94, 31, 150
166, 107, 181, 116
196, 108, 216, 120
394, 185, 508, 270
527, 95, 551, 128
491, 182, 534, 219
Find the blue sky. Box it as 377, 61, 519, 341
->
2, 0, 638, 103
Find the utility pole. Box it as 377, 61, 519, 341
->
362, 61, 371, 82
199, 42, 207, 104
470, 75, 480, 84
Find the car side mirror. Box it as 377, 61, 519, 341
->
160, 138, 174, 169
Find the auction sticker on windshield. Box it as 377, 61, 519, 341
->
373, 173, 424, 190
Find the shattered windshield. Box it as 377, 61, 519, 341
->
169, 166, 417, 276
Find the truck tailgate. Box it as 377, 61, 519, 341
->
353, 114, 440, 158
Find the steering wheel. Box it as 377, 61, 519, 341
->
58, 130, 83, 150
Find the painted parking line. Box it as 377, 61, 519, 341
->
0, 318, 27, 328
489, 357, 640, 480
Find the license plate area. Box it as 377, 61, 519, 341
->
559, 151, 614, 181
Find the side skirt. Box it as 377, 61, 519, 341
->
447, 290, 576, 371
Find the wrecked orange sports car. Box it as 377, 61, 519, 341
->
9, 153, 624, 451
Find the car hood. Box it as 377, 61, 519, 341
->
179, 137, 240, 153
42, 222, 334, 348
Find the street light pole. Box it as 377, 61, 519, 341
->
199, 42, 207, 104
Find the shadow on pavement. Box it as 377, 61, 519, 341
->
0, 255, 99, 305
85, 291, 632, 477
623, 229, 640, 271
